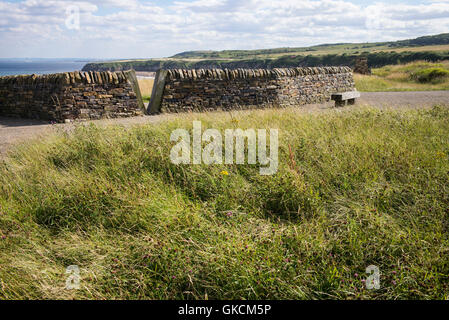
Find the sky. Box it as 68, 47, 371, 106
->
0, 0, 448, 59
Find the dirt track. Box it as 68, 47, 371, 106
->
1, 91, 448, 155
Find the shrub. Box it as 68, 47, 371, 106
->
411, 67, 449, 83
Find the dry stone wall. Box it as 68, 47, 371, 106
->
148, 67, 355, 114
353, 58, 371, 75
0, 70, 144, 122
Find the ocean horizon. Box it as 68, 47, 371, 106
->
0, 58, 96, 76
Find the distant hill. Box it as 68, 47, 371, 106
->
170, 33, 449, 60
392, 33, 449, 47
82, 33, 449, 72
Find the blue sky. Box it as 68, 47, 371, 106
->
0, 0, 448, 59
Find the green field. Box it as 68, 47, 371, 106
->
1, 106, 448, 299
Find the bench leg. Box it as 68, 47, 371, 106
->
335, 100, 346, 107
348, 99, 356, 105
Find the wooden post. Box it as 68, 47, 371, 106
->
148, 69, 168, 115
123, 70, 145, 114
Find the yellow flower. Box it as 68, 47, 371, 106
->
220, 170, 229, 176
436, 151, 446, 159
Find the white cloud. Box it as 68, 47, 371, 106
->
0, 0, 448, 58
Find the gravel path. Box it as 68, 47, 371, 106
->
1, 91, 448, 155
359, 91, 449, 108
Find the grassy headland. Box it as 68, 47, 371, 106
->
1, 106, 448, 299
82, 34, 449, 73
171, 33, 449, 60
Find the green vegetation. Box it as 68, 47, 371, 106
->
355, 61, 449, 92
83, 51, 449, 73
172, 33, 449, 60
82, 33, 449, 72
411, 68, 449, 84
1, 106, 449, 299
142, 95, 151, 103
391, 33, 449, 48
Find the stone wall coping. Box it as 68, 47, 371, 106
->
0, 70, 136, 85
166, 67, 352, 80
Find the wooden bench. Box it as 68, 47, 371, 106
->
331, 91, 361, 107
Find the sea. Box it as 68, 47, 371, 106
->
0, 58, 94, 77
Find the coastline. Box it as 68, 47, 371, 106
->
135, 71, 156, 79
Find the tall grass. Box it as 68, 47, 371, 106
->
355, 61, 449, 91
1, 106, 448, 299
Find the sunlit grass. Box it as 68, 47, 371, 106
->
1, 106, 448, 300
355, 61, 449, 92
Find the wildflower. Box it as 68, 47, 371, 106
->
392, 280, 397, 285
392, 271, 397, 275
220, 170, 229, 176
226, 212, 233, 217
436, 151, 446, 159
354, 273, 359, 278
